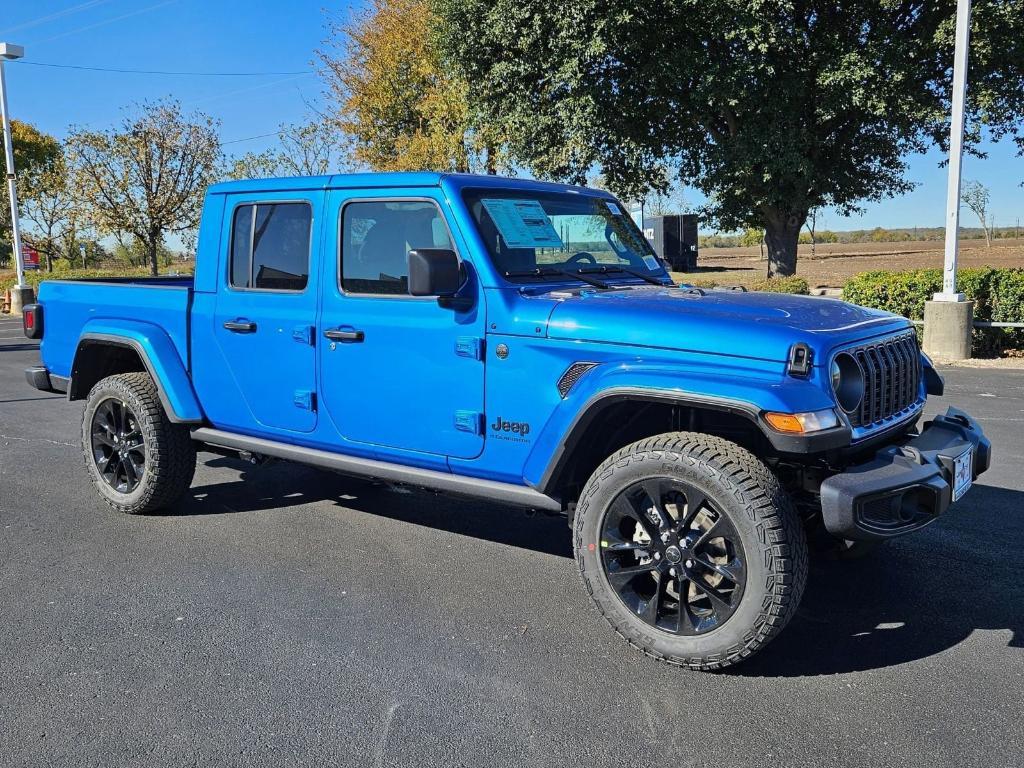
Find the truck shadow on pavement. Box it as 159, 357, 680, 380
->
171, 455, 573, 558
0, 343, 41, 353
172, 458, 1022, 675
735, 482, 1024, 677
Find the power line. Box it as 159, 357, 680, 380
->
220, 132, 282, 147
11, 60, 312, 77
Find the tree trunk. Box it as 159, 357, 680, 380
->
147, 234, 159, 277
763, 209, 804, 277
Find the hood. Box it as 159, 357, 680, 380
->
543, 285, 910, 362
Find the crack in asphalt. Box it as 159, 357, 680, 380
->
0, 433, 77, 449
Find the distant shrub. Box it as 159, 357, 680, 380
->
843, 267, 1024, 356
2, 265, 195, 298
680, 276, 809, 295
750, 276, 810, 294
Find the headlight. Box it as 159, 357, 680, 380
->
764, 409, 840, 434
831, 352, 864, 413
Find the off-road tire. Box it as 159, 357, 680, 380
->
81, 373, 196, 514
574, 432, 808, 670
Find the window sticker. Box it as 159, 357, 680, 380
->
605, 201, 622, 216
481, 199, 563, 248
642, 255, 662, 271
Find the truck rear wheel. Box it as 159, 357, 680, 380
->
81, 373, 196, 514
574, 432, 807, 670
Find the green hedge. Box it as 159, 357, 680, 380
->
2, 265, 195, 296
686, 276, 810, 295
843, 267, 1024, 356
749, 276, 811, 295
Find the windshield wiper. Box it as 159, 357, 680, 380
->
504, 267, 610, 289
578, 265, 668, 286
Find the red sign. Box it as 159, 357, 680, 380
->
20, 243, 40, 270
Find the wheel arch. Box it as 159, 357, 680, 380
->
535, 388, 771, 502
70, 325, 203, 424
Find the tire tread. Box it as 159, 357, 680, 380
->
81, 372, 195, 514
573, 431, 808, 671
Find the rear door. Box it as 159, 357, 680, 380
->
211, 193, 322, 434
318, 192, 486, 459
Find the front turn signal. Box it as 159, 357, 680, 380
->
764, 409, 840, 434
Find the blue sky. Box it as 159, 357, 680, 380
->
3, 0, 1023, 234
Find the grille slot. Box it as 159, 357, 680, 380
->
848, 332, 921, 428
557, 362, 598, 398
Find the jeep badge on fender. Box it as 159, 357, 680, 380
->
490, 416, 530, 436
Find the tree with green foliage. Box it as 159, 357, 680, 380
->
961, 180, 993, 247
227, 119, 357, 180
67, 99, 221, 277
0, 120, 63, 268
23, 144, 76, 272
435, 0, 1024, 275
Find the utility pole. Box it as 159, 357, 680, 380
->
924, 0, 974, 360
0, 41, 32, 314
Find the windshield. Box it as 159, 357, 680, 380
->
462, 188, 668, 283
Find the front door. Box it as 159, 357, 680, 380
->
212, 193, 322, 434
319, 193, 485, 459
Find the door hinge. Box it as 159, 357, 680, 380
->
293, 390, 316, 411
454, 336, 484, 360
292, 325, 315, 346
454, 410, 483, 435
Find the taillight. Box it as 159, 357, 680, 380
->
23, 304, 43, 340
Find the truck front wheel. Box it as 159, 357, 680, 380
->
574, 432, 807, 670
81, 373, 196, 514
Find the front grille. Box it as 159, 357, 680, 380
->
848, 332, 922, 428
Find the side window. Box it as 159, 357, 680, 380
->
341, 200, 453, 295
229, 202, 311, 291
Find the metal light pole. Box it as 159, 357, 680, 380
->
0, 41, 33, 314
923, 0, 974, 360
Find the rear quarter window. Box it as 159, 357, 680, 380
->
229, 202, 312, 291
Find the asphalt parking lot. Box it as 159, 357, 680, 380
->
1, 311, 1022, 767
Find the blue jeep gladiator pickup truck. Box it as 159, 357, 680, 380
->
23, 172, 991, 669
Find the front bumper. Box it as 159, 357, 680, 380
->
820, 407, 991, 541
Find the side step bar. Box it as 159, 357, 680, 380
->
190, 427, 562, 512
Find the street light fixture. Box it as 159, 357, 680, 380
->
0, 41, 33, 314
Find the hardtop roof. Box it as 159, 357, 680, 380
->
207, 171, 614, 198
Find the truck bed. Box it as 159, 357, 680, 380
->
37, 276, 194, 380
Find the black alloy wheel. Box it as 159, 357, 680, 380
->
599, 478, 747, 636
90, 398, 147, 494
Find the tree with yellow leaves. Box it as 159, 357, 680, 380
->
318, 0, 500, 174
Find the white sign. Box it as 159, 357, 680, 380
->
481, 199, 563, 248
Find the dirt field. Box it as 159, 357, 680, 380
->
5, 238, 1024, 297
682, 237, 1024, 289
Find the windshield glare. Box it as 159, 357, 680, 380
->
462, 189, 667, 281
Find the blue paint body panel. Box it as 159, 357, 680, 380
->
37, 279, 193, 381
34, 173, 923, 499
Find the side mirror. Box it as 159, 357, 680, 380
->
408, 248, 461, 297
